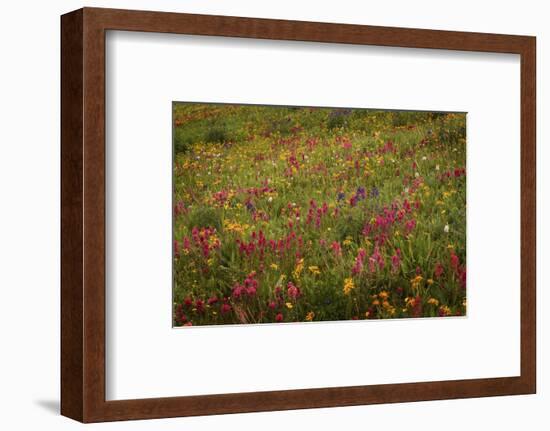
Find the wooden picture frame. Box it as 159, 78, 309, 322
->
61, 7, 536, 423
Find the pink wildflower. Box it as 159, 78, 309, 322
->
391, 248, 401, 273
287, 282, 300, 299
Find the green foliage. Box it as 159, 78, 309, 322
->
390, 111, 433, 127
265, 117, 294, 136
436, 114, 467, 146
327, 109, 351, 130
204, 121, 231, 143
187, 207, 222, 231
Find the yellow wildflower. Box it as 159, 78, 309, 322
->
208, 234, 219, 247
223, 220, 248, 234
308, 266, 321, 275
378, 291, 389, 300
405, 296, 416, 307
305, 311, 315, 321
285, 302, 293, 309
270, 263, 279, 270
343, 277, 355, 295
427, 279, 434, 285
343, 236, 353, 246
411, 275, 423, 290
427, 297, 439, 306
293, 258, 304, 279
439, 305, 451, 316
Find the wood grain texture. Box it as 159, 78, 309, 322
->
60, 9, 84, 422
520, 37, 536, 394
60, 7, 537, 423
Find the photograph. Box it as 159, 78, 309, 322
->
172, 103, 467, 326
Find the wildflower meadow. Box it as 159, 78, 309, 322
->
173, 103, 466, 326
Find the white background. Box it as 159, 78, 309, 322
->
0, 0, 547, 429
106, 31, 520, 400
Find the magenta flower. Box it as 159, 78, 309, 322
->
352, 248, 367, 275
369, 247, 384, 273
391, 248, 401, 273
405, 219, 416, 234
232, 283, 244, 299
434, 263, 444, 278
287, 282, 300, 299
207, 296, 218, 305
459, 267, 466, 289
450, 252, 460, 271
195, 299, 205, 313
331, 241, 342, 257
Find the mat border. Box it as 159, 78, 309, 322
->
61, 7, 536, 422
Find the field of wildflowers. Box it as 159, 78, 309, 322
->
173, 103, 466, 326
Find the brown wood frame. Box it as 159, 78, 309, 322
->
61, 7, 536, 423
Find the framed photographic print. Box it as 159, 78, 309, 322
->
61, 7, 536, 422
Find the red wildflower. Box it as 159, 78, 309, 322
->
450, 252, 460, 271
459, 267, 467, 289
391, 248, 401, 273
195, 299, 205, 313
434, 263, 444, 278
352, 248, 367, 275
287, 282, 300, 299
412, 295, 423, 317
331, 241, 342, 257
369, 247, 384, 273
232, 283, 244, 299
405, 219, 416, 234
207, 296, 218, 305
